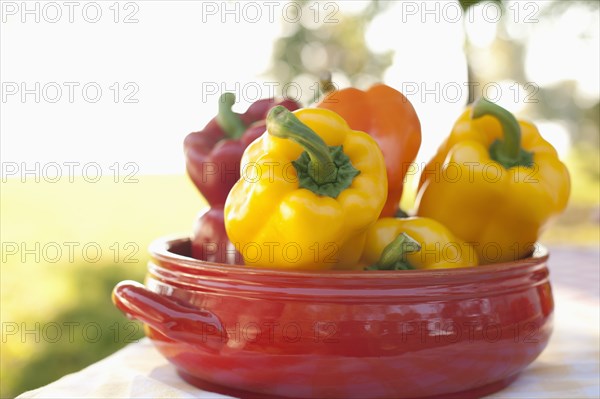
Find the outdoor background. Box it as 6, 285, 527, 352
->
1, 0, 598, 397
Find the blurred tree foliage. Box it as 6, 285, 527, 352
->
459, 0, 501, 10
269, 0, 501, 101
269, 0, 394, 101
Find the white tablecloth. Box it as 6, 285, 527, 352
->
18, 247, 600, 399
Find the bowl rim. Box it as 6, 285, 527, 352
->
149, 235, 549, 281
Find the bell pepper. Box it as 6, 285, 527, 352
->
317, 84, 421, 217
184, 92, 300, 207
184, 93, 299, 263
191, 207, 244, 264
224, 107, 387, 270
416, 98, 570, 264
362, 217, 479, 270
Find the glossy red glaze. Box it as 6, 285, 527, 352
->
112, 237, 554, 399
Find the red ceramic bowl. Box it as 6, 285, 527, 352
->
112, 236, 553, 399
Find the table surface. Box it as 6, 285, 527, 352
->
18, 246, 600, 399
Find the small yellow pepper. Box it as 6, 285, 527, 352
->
361, 217, 479, 270
417, 98, 570, 264
224, 107, 387, 270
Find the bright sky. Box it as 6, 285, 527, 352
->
1, 0, 597, 176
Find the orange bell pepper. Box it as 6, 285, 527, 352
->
317, 84, 422, 217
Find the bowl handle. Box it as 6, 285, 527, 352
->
112, 280, 225, 348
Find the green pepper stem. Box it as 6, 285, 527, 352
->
267, 106, 336, 185
375, 233, 421, 270
395, 208, 410, 218
471, 97, 533, 169
319, 71, 335, 96
216, 93, 246, 139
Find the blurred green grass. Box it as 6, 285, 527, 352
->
1, 149, 598, 398
1, 175, 203, 398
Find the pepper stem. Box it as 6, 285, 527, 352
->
266, 106, 360, 198
367, 233, 421, 271
216, 93, 246, 139
267, 106, 337, 185
319, 71, 336, 96
395, 208, 410, 218
471, 98, 533, 169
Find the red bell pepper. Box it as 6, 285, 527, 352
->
184, 93, 300, 207
191, 207, 244, 264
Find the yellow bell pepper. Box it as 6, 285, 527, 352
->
362, 217, 479, 270
224, 106, 387, 270
416, 98, 570, 264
